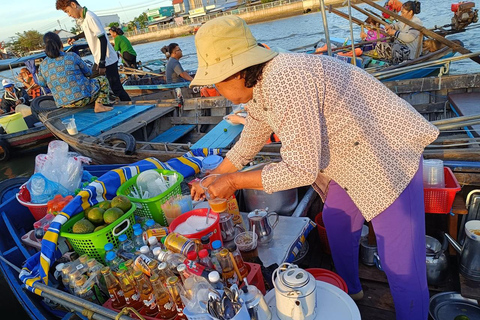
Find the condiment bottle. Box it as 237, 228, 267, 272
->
198, 249, 215, 269
150, 274, 178, 319
216, 248, 239, 286
133, 270, 158, 317
210, 240, 223, 272
166, 276, 188, 319
228, 244, 249, 280
101, 266, 126, 309
208, 271, 224, 291
116, 269, 143, 311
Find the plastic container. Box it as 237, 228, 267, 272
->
16, 185, 48, 220
424, 167, 461, 214
21, 229, 43, 251
314, 211, 331, 254
59, 203, 136, 263
423, 159, 445, 188
306, 268, 348, 293
200, 155, 223, 175
168, 208, 222, 246
0, 113, 28, 134
116, 169, 183, 226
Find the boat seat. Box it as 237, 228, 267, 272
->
190, 120, 243, 150
448, 92, 480, 136
150, 124, 196, 143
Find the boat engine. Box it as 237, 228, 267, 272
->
451, 2, 478, 31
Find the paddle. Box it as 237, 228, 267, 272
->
359, 0, 480, 64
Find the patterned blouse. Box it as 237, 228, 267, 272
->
37, 52, 100, 107
226, 53, 439, 221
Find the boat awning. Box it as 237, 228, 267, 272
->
173, 0, 183, 4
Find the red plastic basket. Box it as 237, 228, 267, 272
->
315, 212, 331, 254
244, 262, 266, 295
424, 167, 461, 214
16, 191, 48, 221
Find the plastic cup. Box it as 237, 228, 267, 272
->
62, 118, 78, 135
423, 159, 445, 188
235, 231, 258, 263
199, 174, 227, 212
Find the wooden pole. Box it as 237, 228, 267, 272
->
359, 0, 480, 64
327, 6, 389, 37
351, 4, 388, 27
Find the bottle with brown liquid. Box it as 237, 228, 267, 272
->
228, 244, 249, 280
216, 248, 239, 286
101, 267, 126, 309
123, 259, 136, 283
150, 274, 178, 319
157, 262, 175, 286
133, 270, 158, 317
166, 276, 187, 320
116, 269, 143, 311
148, 260, 160, 278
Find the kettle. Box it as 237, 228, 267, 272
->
426, 235, 449, 285
272, 263, 317, 320
247, 208, 279, 245
445, 220, 480, 281
240, 284, 272, 320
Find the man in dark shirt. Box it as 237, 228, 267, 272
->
165, 43, 193, 83
1, 79, 30, 114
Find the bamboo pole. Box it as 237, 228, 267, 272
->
359, 0, 480, 64
122, 66, 164, 78
351, 4, 388, 27
327, 6, 389, 37
347, 0, 357, 66
436, 119, 480, 130
320, 0, 333, 56
314, 36, 394, 53
432, 114, 480, 126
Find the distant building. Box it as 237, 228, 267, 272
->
147, 7, 175, 22
53, 29, 76, 42
98, 14, 120, 30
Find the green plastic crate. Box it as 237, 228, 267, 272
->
116, 169, 183, 226
60, 203, 136, 263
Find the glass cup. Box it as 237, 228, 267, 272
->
61, 118, 78, 135
199, 174, 227, 213
234, 231, 259, 263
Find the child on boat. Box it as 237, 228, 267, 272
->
360, 17, 386, 51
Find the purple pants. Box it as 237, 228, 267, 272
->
322, 161, 428, 320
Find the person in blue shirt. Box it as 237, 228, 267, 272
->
37, 32, 113, 113
165, 43, 193, 84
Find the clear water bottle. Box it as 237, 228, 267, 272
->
208, 271, 224, 291
133, 228, 145, 251
104, 242, 115, 256
140, 246, 154, 260
119, 234, 135, 253
105, 251, 124, 272
210, 240, 223, 272
133, 223, 142, 231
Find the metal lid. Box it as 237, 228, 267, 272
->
248, 208, 269, 220
220, 212, 232, 223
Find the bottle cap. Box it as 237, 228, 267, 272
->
158, 251, 168, 262
133, 223, 141, 230
152, 247, 163, 257
79, 254, 89, 263
212, 240, 222, 250
158, 262, 168, 271
201, 235, 210, 245
219, 248, 229, 257
167, 276, 179, 285
148, 260, 159, 269
104, 242, 114, 251
150, 273, 159, 282
118, 234, 127, 242
117, 268, 126, 276
187, 251, 197, 261
148, 236, 158, 245
105, 251, 116, 261
87, 258, 97, 268
133, 270, 142, 279
125, 259, 133, 267
161, 236, 167, 244
140, 246, 149, 254
101, 266, 110, 274
74, 275, 86, 286
208, 271, 220, 283
146, 219, 154, 227
198, 249, 209, 259
134, 229, 143, 236
177, 264, 186, 273
55, 263, 65, 272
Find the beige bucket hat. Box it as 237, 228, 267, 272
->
190, 16, 278, 87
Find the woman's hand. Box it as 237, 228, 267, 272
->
190, 180, 206, 201
206, 174, 237, 200
225, 114, 246, 125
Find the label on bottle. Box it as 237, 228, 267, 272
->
134, 254, 152, 277
143, 294, 157, 309
75, 263, 85, 271
227, 196, 244, 226
144, 227, 169, 243
131, 293, 140, 301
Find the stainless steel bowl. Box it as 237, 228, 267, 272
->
429, 292, 480, 320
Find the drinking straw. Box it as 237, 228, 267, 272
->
229, 252, 243, 280
251, 225, 256, 250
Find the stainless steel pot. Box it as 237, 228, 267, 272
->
242, 189, 298, 216
426, 235, 449, 285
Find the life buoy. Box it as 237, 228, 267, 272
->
0, 140, 11, 162
100, 132, 136, 155
31, 95, 57, 118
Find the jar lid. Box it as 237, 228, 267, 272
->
198, 249, 209, 259
281, 269, 309, 288
140, 246, 149, 254
202, 155, 223, 171
104, 242, 114, 251
208, 271, 220, 283
118, 234, 127, 242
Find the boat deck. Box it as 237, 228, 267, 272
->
448, 92, 480, 137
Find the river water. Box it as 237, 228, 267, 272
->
1, 0, 480, 181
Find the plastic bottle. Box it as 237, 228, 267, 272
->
198, 249, 215, 270
105, 252, 124, 272
60, 264, 72, 292
118, 234, 135, 253
200, 235, 211, 253
165, 252, 187, 271
166, 276, 188, 319
101, 267, 126, 309
133, 270, 159, 317
74, 275, 101, 304
133, 228, 146, 251
157, 262, 175, 285
104, 243, 115, 257
150, 274, 178, 319
216, 248, 239, 286
164, 232, 196, 256
152, 247, 164, 259
228, 244, 249, 280
140, 245, 154, 260
147, 260, 159, 278
86, 258, 108, 304
210, 240, 223, 272
146, 219, 162, 229
208, 271, 225, 291
54, 263, 65, 281
116, 268, 143, 311
148, 236, 161, 252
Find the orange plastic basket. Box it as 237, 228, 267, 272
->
424, 167, 461, 214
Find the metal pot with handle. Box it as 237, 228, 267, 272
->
248, 207, 279, 245
426, 234, 449, 285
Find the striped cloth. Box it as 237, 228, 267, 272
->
20, 150, 219, 293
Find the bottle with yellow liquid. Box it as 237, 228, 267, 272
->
133, 270, 159, 317
101, 267, 126, 310
166, 276, 188, 320
216, 248, 239, 286
150, 274, 178, 319
116, 269, 143, 311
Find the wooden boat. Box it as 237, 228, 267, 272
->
33, 95, 280, 165
0, 122, 53, 162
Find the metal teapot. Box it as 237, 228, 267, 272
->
426, 235, 449, 285
445, 220, 480, 281
247, 207, 279, 245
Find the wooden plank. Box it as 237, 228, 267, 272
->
448, 92, 480, 136
98, 107, 175, 138
452, 172, 480, 186
170, 116, 224, 125
190, 120, 243, 149
81, 104, 155, 136
151, 124, 195, 143
182, 96, 232, 110
62, 105, 134, 132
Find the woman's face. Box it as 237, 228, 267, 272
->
400, 6, 414, 19
110, 31, 118, 38
214, 76, 253, 105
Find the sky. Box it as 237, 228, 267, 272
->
0, 0, 172, 42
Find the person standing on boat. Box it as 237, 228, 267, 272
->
55, 0, 131, 102
109, 26, 137, 69
37, 32, 113, 113
376, 1, 423, 64
190, 16, 438, 320
165, 43, 194, 83
0, 79, 30, 115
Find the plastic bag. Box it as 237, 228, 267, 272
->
26, 173, 70, 204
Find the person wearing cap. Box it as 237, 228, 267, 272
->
165, 43, 193, 83
190, 16, 438, 320
110, 26, 137, 69
56, 0, 131, 102
1, 79, 30, 115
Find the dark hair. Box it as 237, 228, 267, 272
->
110, 26, 124, 35
240, 62, 267, 88
403, 1, 421, 15
43, 32, 63, 58
56, 0, 80, 10
365, 17, 378, 25
168, 43, 179, 55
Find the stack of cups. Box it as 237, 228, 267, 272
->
423, 159, 445, 188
